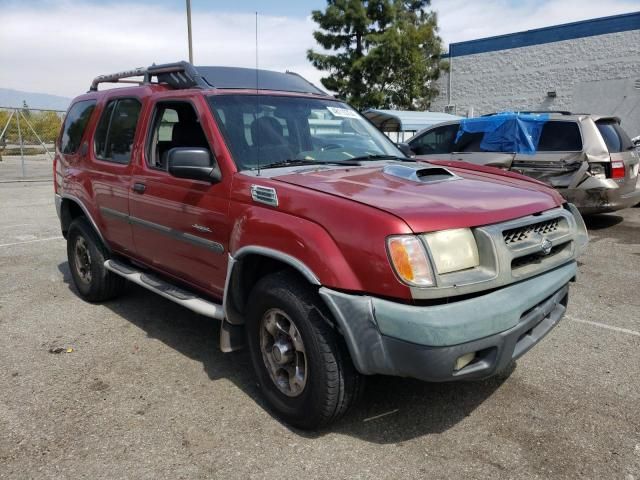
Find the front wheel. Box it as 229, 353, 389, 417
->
246, 271, 363, 429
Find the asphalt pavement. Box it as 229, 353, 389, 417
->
0, 180, 638, 479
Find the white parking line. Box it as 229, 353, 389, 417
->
567, 315, 640, 337
0, 236, 63, 248
363, 409, 399, 422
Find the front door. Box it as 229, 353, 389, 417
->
410, 123, 459, 161
128, 99, 230, 299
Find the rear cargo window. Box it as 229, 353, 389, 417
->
596, 121, 633, 153
94, 98, 141, 164
60, 100, 96, 154
537, 121, 582, 152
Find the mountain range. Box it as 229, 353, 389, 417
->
0, 88, 71, 111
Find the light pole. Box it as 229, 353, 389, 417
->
186, 0, 193, 63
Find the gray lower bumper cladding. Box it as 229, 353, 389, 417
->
319, 261, 576, 382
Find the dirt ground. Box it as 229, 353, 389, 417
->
1, 180, 639, 479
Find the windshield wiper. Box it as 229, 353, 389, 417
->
347, 154, 416, 162
259, 159, 362, 169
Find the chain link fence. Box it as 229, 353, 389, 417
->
0, 107, 65, 181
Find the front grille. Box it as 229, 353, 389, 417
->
503, 218, 560, 245
511, 242, 568, 270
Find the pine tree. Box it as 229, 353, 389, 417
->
307, 0, 447, 110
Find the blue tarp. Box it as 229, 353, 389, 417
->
456, 112, 549, 154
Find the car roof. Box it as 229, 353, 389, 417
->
88, 61, 328, 97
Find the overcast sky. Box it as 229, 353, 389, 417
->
1, 0, 638, 97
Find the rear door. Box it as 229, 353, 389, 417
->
89, 97, 142, 253
510, 120, 586, 187
450, 131, 515, 169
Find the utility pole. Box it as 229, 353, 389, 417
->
186, 0, 193, 63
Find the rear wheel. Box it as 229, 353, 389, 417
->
67, 217, 124, 302
246, 271, 363, 429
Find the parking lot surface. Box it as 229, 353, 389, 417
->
1, 180, 639, 479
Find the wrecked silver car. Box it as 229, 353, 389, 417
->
408, 112, 640, 214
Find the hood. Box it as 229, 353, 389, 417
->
275, 163, 563, 233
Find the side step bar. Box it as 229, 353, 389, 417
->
104, 259, 224, 320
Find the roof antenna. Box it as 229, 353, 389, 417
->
255, 11, 261, 176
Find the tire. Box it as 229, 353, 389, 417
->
246, 271, 363, 429
66, 217, 124, 302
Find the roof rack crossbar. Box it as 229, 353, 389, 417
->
481, 110, 573, 116
89, 61, 327, 96
89, 61, 209, 92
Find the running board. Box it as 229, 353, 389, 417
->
104, 259, 224, 320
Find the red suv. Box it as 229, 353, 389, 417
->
54, 62, 589, 429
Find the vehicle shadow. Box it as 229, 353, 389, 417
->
583, 213, 624, 230
58, 261, 511, 444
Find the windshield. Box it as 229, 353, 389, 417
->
208, 94, 404, 170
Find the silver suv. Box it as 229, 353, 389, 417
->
408, 112, 640, 214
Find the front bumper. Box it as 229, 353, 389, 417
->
319, 261, 576, 382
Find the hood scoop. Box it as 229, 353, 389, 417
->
383, 163, 459, 184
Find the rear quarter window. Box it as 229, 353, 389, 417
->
59, 100, 96, 154
537, 121, 582, 152
596, 121, 633, 153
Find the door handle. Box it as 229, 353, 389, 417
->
132, 182, 146, 194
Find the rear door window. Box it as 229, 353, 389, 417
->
537, 121, 582, 152
596, 120, 633, 153
452, 132, 485, 152
410, 124, 459, 155
60, 100, 96, 154
94, 98, 141, 164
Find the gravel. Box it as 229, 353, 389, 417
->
1, 181, 638, 479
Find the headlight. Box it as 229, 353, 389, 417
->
387, 235, 434, 287
423, 228, 479, 274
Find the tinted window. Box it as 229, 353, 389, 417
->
453, 132, 485, 152
209, 95, 401, 171
94, 98, 141, 163
410, 124, 459, 155
147, 102, 212, 170
596, 121, 632, 153
537, 121, 582, 152
60, 100, 96, 154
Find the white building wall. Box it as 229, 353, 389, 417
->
431, 29, 640, 134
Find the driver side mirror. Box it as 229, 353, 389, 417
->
396, 142, 415, 158
167, 147, 221, 183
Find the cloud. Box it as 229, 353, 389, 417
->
0, 0, 638, 99
0, 1, 320, 97
431, 0, 640, 46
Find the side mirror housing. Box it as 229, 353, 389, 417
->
167, 147, 221, 182
396, 142, 414, 158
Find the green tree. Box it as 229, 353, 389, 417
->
307, 0, 447, 110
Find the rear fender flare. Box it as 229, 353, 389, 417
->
59, 194, 110, 251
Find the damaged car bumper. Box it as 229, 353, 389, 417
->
319, 261, 577, 382
558, 177, 640, 215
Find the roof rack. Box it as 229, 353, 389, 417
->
481, 110, 573, 117
89, 61, 207, 92
89, 61, 328, 96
